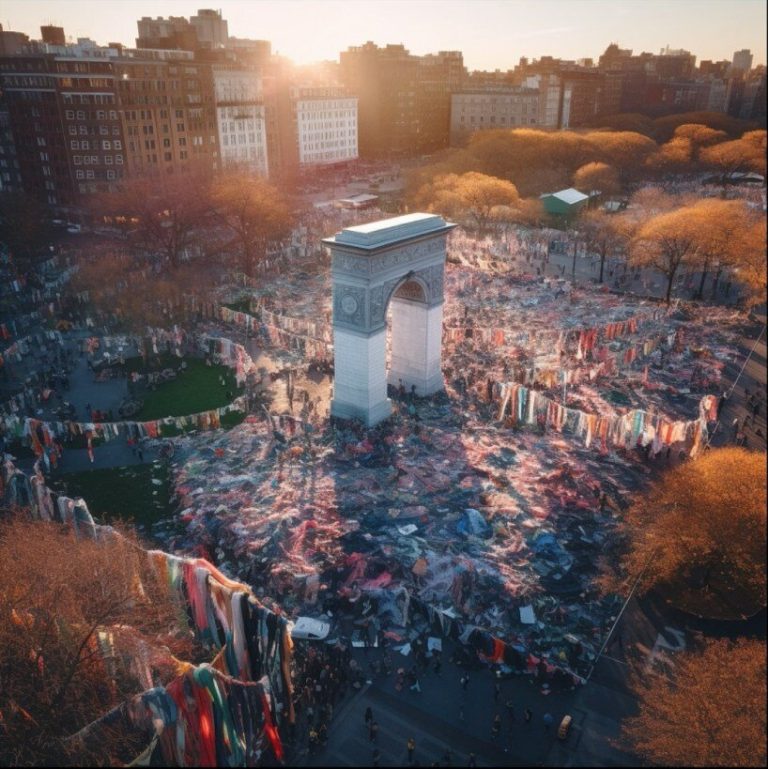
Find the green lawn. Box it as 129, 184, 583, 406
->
127, 357, 243, 421
50, 461, 173, 528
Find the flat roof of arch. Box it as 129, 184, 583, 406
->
324, 212, 455, 249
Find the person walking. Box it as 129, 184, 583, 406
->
364, 706, 373, 730
467, 753, 476, 767
433, 649, 442, 676
491, 713, 502, 740
372, 748, 381, 767
494, 681, 501, 703
460, 673, 469, 692
524, 707, 533, 724
369, 720, 379, 743
407, 737, 416, 763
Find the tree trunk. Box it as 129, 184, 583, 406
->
665, 271, 675, 304
710, 265, 723, 300
695, 255, 710, 300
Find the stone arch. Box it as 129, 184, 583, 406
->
323, 213, 456, 426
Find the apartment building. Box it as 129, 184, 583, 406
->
293, 86, 357, 167
213, 67, 268, 175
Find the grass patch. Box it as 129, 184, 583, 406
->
128, 357, 243, 421
50, 461, 173, 528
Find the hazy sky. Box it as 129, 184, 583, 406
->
3, 0, 766, 70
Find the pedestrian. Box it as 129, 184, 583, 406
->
308, 727, 318, 756
467, 753, 476, 768
137, 447, 144, 462
460, 673, 469, 691
408, 668, 421, 693
442, 748, 453, 766
369, 720, 379, 743
524, 707, 532, 724
433, 650, 442, 676
407, 736, 416, 763
505, 700, 514, 723
365, 706, 373, 729
492, 713, 502, 740
372, 748, 381, 767
494, 681, 501, 702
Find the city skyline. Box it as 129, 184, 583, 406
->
3, 0, 767, 70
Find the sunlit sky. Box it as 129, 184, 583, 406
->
3, 0, 766, 69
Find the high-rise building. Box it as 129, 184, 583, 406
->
213, 66, 268, 175
136, 16, 198, 51
732, 49, 753, 73
340, 42, 464, 158
450, 88, 541, 144
190, 9, 228, 50
0, 24, 30, 57
0, 52, 125, 210
292, 85, 357, 168
114, 54, 219, 177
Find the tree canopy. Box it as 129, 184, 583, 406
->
211, 171, 294, 276
611, 447, 767, 618
0, 516, 195, 766
622, 638, 767, 767
412, 171, 522, 230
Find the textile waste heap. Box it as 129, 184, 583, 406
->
0, 455, 293, 766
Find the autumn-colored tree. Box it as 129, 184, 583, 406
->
650, 110, 757, 143
734, 217, 768, 307
700, 130, 767, 193
211, 170, 294, 276
610, 447, 766, 618
98, 166, 213, 269
622, 638, 766, 767
413, 171, 521, 231
629, 202, 705, 303
0, 516, 196, 766
584, 130, 658, 188
580, 209, 625, 283
687, 198, 761, 299
573, 162, 620, 197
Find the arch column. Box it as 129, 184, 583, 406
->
388, 284, 444, 396
323, 213, 455, 427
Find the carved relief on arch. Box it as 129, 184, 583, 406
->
393, 279, 427, 302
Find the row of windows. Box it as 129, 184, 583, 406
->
221, 133, 262, 146
301, 130, 355, 141
460, 115, 537, 125
299, 109, 356, 119
62, 94, 115, 105
72, 154, 123, 165
64, 109, 119, 120
59, 77, 112, 88
303, 140, 356, 151
69, 124, 121, 137
298, 102, 355, 112
221, 120, 263, 132
69, 139, 123, 150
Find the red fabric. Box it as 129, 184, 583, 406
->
260, 690, 284, 762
